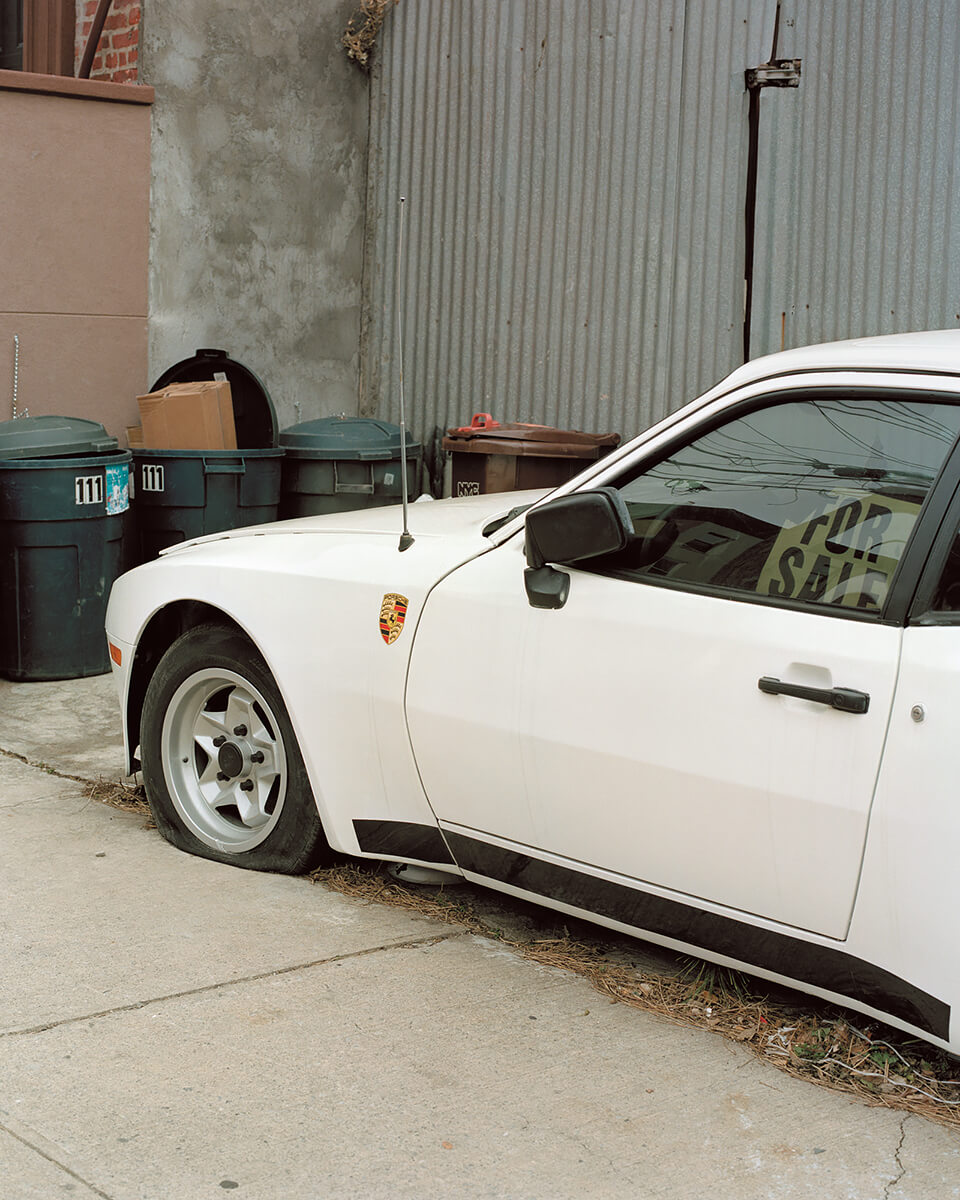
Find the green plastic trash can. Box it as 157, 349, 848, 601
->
151, 348, 278, 449
279, 417, 421, 518
132, 348, 283, 561
0, 416, 131, 681
131, 448, 284, 562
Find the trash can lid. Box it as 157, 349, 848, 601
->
280, 416, 421, 461
446, 412, 619, 446
0, 415, 118, 461
443, 413, 620, 457
151, 348, 277, 450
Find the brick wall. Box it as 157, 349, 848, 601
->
75, 0, 141, 83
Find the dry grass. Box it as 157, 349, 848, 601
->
342, 0, 399, 72
312, 861, 960, 1129
85, 777, 154, 826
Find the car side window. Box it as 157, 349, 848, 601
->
929, 524, 960, 613
590, 394, 960, 615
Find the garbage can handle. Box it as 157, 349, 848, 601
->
334, 461, 375, 495
203, 458, 246, 475
90, 437, 117, 453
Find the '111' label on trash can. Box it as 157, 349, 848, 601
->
75, 475, 104, 505
74, 465, 129, 514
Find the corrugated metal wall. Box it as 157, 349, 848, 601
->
751, 0, 960, 355
666, 1, 776, 398
362, 0, 776, 474
362, 0, 960, 478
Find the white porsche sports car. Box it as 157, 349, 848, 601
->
107, 330, 960, 1056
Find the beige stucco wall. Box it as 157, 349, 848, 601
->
141, 1, 369, 432
0, 75, 152, 439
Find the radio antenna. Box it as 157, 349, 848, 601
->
396, 195, 414, 552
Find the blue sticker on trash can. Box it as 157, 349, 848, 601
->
105, 463, 129, 515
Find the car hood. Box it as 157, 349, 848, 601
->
159, 490, 548, 558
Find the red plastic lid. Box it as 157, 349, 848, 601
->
444, 413, 620, 452
448, 412, 501, 434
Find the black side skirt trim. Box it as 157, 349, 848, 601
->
353, 819, 455, 865
443, 830, 950, 1041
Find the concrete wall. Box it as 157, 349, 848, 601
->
141, 0, 369, 433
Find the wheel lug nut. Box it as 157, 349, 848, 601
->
233, 724, 247, 736
239, 780, 254, 791
213, 735, 226, 747
250, 751, 265, 764
217, 771, 228, 781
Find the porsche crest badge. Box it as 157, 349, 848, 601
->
379, 593, 409, 645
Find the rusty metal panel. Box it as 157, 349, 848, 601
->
751, 0, 960, 356
364, 0, 778, 471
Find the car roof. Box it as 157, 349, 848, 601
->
723, 329, 960, 391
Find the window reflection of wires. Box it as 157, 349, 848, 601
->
627, 400, 960, 502
817, 402, 953, 474
665, 478, 708, 494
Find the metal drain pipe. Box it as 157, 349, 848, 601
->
743, 3, 800, 360
78, 0, 113, 79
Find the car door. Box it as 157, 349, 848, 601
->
857, 492, 960, 1014
406, 388, 960, 940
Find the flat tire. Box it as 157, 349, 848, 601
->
141, 624, 331, 873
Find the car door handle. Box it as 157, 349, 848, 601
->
758, 676, 870, 714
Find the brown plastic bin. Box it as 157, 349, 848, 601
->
442, 412, 620, 496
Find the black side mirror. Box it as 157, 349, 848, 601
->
525, 487, 632, 568
523, 488, 632, 610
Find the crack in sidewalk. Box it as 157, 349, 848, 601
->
882, 1115, 909, 1200
0, 1116, 114, 1199
0, 744, 97, 787
1, 932, 464, 1040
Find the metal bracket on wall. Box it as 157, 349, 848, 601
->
745, 59, 802, 91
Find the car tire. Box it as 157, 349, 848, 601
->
141, 623, 333, 874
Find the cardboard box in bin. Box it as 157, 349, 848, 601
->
136, 380, 237, 450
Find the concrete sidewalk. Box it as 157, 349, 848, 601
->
0, 675, 958, 1199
